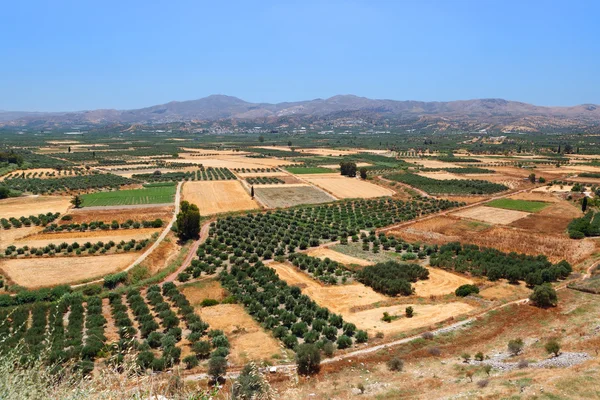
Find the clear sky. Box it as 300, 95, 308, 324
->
1, 0, 598, 111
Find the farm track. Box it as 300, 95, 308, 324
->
163, 220, 212, 284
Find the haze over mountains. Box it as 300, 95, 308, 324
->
2, 95, 600, 132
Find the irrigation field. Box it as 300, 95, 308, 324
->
80, 184, 176, 207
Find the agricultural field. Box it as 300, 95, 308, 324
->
301, 174, 394, 199
0, 195, 72, 219
306, 247, 373, 267
485, 198, 550, 212
0, 252, 140, 288
79, 183, 176, 207
181, 180, 259, 215
454, 206, 530, 225
254, 185, 336, 208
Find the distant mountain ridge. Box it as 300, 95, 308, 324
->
2, 94, 600, 132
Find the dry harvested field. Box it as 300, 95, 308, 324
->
0, 252, 139, 288
412, 267, 474, 297
181, 280, 228, 304
196, 303, 282, 365
345, 302, 474, 334
442, 195, 489, 204
402, 159, 461, 169
8, 228, 160, 248
180, 148, 247, 155
296, 148, 360, 156
508, 191, 561, 203
0, 195, 71, 219
301, 174, 393, 199
269, 262, 386, 314
66, 206, 173, 224
182, 181, 259, 215
453, 205, 530, 225
174, 154, 295, 169
254, 185, 336, 208
318, 162, 372, 169
488, 166, 535, 178
479, 280, 531, 300
236, 171, 287, 178
46, 140, 80, 145
0, 226, 41, 248
305, 247, 373, 267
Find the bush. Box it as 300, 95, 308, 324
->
455, 284, 480, 297
296, 343, 321, 375
200, 298, 219, 307
387, 357, 404, 372
183, 355, 199, 369
508, 338, 524, 356
208, 356, 228, 381
530, 284, 558, 308
336, 335, 352, 349
545, 339, 560, 357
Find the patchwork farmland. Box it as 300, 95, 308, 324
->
2, 134, 600, 399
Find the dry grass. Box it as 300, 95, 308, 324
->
345, 302, 474, 335
137, 232, 180, 275
0, 195, 72, 219
301, 175, 394, 199
0, 226, 41, 248
417, 172, 469, 181
269, 262, 386, 314
454, 206, 530, 225
174, 154, 295, 168
412, 268, 474, 298
182, 181, 259, 215
181, 279, 228, 304
197, 303, 282, 365
0, 252, 139, 288
306, 247, 373, 267
10, 228, 160, 248
66, 206, 173, 224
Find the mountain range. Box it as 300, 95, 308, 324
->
2, 95, 600, 132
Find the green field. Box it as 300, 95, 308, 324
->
485, 198, 550, 212
80, 185, 176, 207
285, 166, 335, 174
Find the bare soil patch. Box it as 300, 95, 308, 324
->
0, 196, 71, 219
182, 181, 259, 215
417, 172, 469, 181
306, 247, 373, 267
0, 253, 139, 288
197, 304, 282, 365
65, 206, 173, 224
301, 175, 394, 199
454, 206, 530, 225
412, 268, 474, 297
345, 302, 474, 335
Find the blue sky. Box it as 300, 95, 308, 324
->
1, 0, 598, 111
